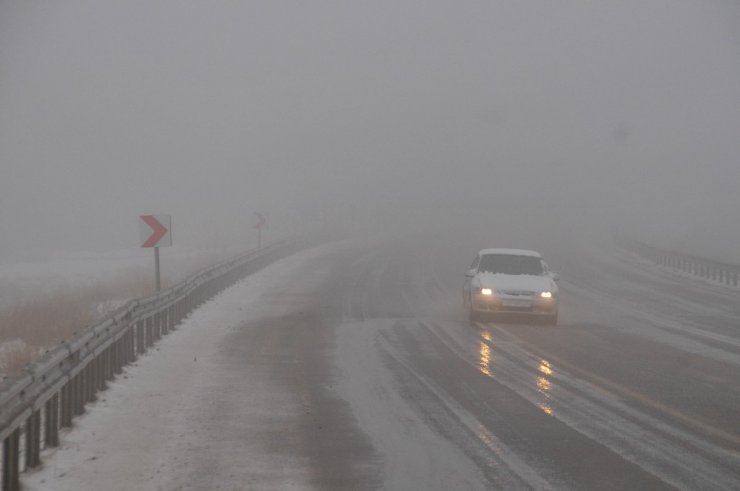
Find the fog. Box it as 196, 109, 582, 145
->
2, 1, 740, 263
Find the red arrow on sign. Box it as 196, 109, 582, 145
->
141, 215, 168, 247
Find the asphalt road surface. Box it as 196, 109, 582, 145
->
25, 234, 740, 490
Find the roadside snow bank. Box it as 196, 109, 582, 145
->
22, 243, 342, 491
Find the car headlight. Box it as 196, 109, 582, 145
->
481, 288, 494, 296
540, 291, 553, 299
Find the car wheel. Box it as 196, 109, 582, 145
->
544, 313, 558, 326
468, 302, 480, 324
469, 310, 479, 324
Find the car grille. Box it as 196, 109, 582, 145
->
501, 290, 535, 296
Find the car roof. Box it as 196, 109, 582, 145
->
478, 248, 542, 258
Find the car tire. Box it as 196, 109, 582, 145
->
544, 313, 558, 326
468, 299, 480, 324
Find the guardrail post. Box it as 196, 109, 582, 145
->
126, 326, 134, 363
25, 410, 41, 469
115, 338, 122, 372
3, 428, 20, 491
82, 363, 89, 404
154, 313, 161, 342
90, 362, 96, 400
45, 394, 60, 447
136, 320, 144, 354
98, 350, 108, 391
70, 375, 78, 417
130, 326, 136, 359
88, 361, 97, 403
123, 329, 130, 363
85, 364, 92, 403
161, 309, 169, 336
86, 362, 93, 402
101, 347, 108, 383
130, 326, 135, 360
112, 340, 119, 375
106, 346, 113, 380
175, 301, 182, 324
110, 342, 117, 376
60, 383, 71, 428
99, 351, 107, 390
108, 345, 115, 380
90, 357, 98, 400
74, 374, 84, 416
76, 365, 84, 408
82, 363, 90, 404
146, 317, 153, 348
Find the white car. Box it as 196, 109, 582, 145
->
463, 248, 559, 325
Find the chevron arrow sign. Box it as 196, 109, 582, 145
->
139, 215, 172, 248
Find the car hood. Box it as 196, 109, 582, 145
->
474, 273, 557, 294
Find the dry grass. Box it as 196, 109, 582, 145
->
0, 249, 234, 378
0, 270, 154, 377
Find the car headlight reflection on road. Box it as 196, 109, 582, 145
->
540, 291, 553, 298
481, 288, 494, 296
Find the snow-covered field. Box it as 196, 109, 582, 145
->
0, 245, 247, 309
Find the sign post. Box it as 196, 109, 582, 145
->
154, 246, 161, 291
253, 212, 267, 249
139, 215, 172, 291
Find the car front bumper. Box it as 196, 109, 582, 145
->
471, 293, 557, 315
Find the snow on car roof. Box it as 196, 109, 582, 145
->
478, 248, 542, 258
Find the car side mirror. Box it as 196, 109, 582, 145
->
551, 272, 560, 282
465, 269, 476, 278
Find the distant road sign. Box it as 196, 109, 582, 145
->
139, 215, 172, 248
254, 212, 267, 230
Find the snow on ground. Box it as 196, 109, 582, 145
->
0, 245, 246, 309
21, 243, 341, 491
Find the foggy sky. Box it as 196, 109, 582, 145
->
2, 1, 740, 262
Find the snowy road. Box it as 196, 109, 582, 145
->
23, 237, 740, 490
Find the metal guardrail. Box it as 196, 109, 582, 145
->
618, 237, 740, 288
0, 239, 296, 491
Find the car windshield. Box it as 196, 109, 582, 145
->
478, 254, 544, 275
